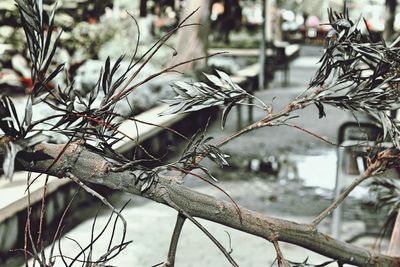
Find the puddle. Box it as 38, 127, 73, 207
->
289, 149, 337, 190
285, 149, 371, 199
210, 146, 376, 202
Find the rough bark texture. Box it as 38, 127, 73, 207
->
16, 142, 400, 267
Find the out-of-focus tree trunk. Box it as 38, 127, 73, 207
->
384, 0, 397, 40
174, 0, 181, 11
171, 0, 210, 72
140, 0, 147, 17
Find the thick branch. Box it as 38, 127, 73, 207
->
16, 143, 400, 267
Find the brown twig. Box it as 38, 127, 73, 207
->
283, 122, 338, 146
65, 172, 127, 234
48, 188, 80, 264
163, 213, 186, 267
172, 104, 300, 183
171, 165, 242, 223
24, 207, 29, 267
25, 172, 45, 267
311, 152, 386, 227
36, 175, 49, 249
114, 52, 226, 105
311, 171, 370, 227
163, 195, 239, 267
128, 117, 189, 141
272, 240, 290, 267
215, 100, 306, 148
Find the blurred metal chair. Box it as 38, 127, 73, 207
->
331, 122, 383, 239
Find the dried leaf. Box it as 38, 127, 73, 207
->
24, 95, 33, 129
161, 71, 248, 116
3, 142, 23, 180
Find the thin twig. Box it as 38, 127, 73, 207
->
163, 213, 186, 267
272, 240, 290, 267
311, 171, 370, 227
96, 241, 133, 263
65, 236, 86, 264
171, 165, 242, 222
36, 175, 49, 249
65, 172, 128, 246
66, 198, 124, 266
105, 200, 131, 261
116, 52, 226, 104
128, 117, 189, 141
103, 8, 202, 110
215, 101, 302, 148
25, 172, 44, 267
311, 155, 385, 227
57, 226, 69, 266
48, 188, 80, 265
163, 196, 239, 267
283, 122, 338, 146
24, 208, 29, 267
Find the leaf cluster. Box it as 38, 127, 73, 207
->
161, 70, 250, 129
1, 1, 221, 183
16, 0, 63, 97
308, 8, 400, 147
179, 128, 228, 167
176, 126, 229, 181
0, 1, 173, 177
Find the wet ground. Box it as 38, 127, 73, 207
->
22, 45, 392, 266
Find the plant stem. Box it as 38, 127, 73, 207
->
311, 161, 378, 227
164, 213, 186, 267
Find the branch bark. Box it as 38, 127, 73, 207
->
16, 142, 400, 267
164, 213, 186, 267
272, 240, 290, 267
311, 166, 374, 227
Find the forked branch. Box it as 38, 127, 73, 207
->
14, 142, 399, 267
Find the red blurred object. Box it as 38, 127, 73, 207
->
88, 17, 97, 24
19, 77, 33, 93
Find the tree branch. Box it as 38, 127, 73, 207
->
163, 213, 186, 267
272, 240, 290, 267
311, 149, 391, 227
15, 143, 400, 267
311, 170, 372, 227
163, 195, 239, 266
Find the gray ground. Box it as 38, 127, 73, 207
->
31, 46, 390, 267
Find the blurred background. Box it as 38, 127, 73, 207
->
0, 0, 398, 94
